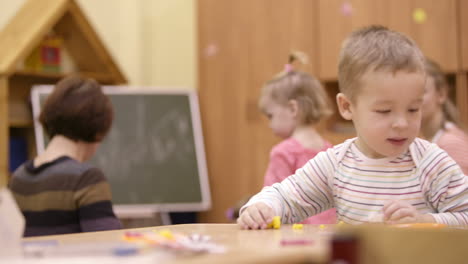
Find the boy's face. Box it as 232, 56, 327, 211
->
262, 97, 297, 139
338, 70, 425, 158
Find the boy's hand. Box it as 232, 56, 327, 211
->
237, 202, 275, 229
382, 200, 435, 224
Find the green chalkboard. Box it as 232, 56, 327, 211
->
31, 86, 211, 215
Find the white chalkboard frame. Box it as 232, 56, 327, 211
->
31, 85, 211, 217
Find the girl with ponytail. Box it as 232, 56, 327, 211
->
258, 51, 336, 224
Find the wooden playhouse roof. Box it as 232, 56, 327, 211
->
0, 0, 126, 83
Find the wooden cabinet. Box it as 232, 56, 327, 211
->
198, 0, 320, 223
457, 0, 468, 125
455, 73, 468, 125
318, 0, 388, 80
318, 0, 458, 80
386, 0, 458, 72
0, 0, 126, 187
198, 0, 253, 224
248, 0, 320, 188
460, 0, 468, 71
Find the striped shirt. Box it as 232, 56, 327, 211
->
243, 138, 468, 226
9, 156, 122, 237
263, 137, 336, 224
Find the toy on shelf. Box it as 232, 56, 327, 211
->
24, 32, 62, 73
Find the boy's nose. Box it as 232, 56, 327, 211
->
392, 116, 408, 129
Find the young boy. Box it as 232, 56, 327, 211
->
237, 25, 468, 229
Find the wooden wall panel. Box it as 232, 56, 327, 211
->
198, 0, 252, 223
456, 73, 468, 126
458, 0, 468, 127
460, 0, 468, 70
0, 77, 8, 188
318, 0, 388, 80
387, 0, 458, 72
244, 1, 285, 194
198, 0, 320, 223
319, 0, 459, 79
247, 0, 320, 194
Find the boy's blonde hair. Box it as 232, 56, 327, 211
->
424, 57, 460, 126
338, 25, 425, 101
259, 52, 332, 125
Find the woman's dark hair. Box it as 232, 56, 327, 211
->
39, 75, 114, 142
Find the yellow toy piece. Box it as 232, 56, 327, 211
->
267, 216, 281, 229
292, 224, 303, 230
319, 224, 326, 230
158, 229, 175, 240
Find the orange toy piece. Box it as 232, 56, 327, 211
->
390, 223, 447, 229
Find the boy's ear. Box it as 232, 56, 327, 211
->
336, 93, 353, 120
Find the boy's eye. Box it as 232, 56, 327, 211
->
375, 110, 390, 114
408, 108, 420, 113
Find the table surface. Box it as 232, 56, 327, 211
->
21, 223, 468, 264
23, 224, 332, 264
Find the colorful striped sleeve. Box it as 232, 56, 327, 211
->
243, 149, 336, 223
418, 143, 468, 226
74, 168, 122, 231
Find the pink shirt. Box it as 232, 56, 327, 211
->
433, 122, 468, 175
263, 137, 336, 224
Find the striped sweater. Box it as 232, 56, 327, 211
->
243, 138, 468, 226
9, 156, 122, 237
263, 138, 336, 224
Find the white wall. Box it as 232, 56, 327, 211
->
0, 0, 196, 89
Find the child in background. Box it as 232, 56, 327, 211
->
9, 76, 122, 236
237, 25, 468, 229
421, 58, 468, 174
258, 52, 336, 224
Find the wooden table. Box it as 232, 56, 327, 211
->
22, 223, 468, 264
24, 224, 331, 264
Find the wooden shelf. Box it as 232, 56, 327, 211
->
0, 0, 127, 187
13, 70, 116, 84
9, 119, 33, 128
13, 70, 64, 79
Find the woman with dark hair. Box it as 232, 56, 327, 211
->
9, 75, 121, 237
